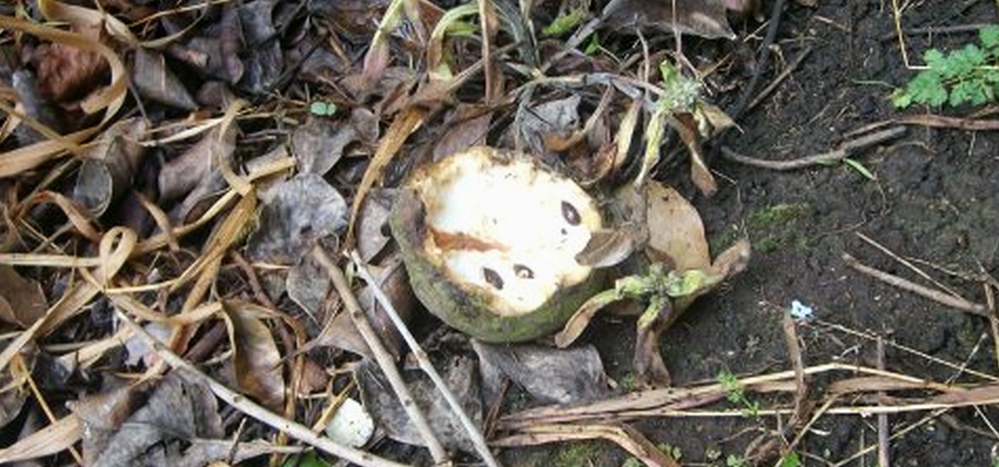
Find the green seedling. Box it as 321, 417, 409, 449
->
543, 5, 589, 36
893, 25, 999, 108
726, 454, 748, 467
717, 370, 760, 417
309, 101, 337, 117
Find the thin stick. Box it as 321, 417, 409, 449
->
876, 337, 891, 467
747, 46, 813, 114
310, 246, 451, 465
720, 126, 906, 171
842, 252, 988, 316
349, 250, 502, 467
114, 309, 411, 467
987, 281, 999, 372
855, 232, 966, 301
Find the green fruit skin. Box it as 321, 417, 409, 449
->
391, 189, 604, 343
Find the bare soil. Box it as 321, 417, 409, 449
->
568, 1, 999, 465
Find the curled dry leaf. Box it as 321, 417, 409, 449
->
32, 24, 109, 103
601, 0, 737, 40
73, 117, 146, 216
319, 255, 414, 360
645, 181, 710, 271
245, 173, 348, 265
158, 124, 236, 203
291, 116, 358, 176
131, 48, 197, 110
221, 302, 285, 411
356, 355, 482, 452
237, 0, 283, 93
0, 265, 48, 328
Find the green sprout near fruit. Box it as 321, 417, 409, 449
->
717, 370, 760, 418
892, 25, 999, 108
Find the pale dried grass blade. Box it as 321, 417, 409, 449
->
0, 16, 126, 177
0, 414, 82, 463
0, 228, 135, 373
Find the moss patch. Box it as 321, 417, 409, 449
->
746, 203, 811, 253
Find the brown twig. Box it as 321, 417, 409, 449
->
855, 232, 967, 302
310, 246, 451, 465
842, 253, 988, 316
348, 250, 501, 467
720, 126, 906, 171
115, 309, 411, 467
876, 337, 891, 467
746, 46, 814, 114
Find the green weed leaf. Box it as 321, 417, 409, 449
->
893, 24, 999, 109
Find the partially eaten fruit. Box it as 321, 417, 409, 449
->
391, 147, 604, 343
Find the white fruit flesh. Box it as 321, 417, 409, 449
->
409, 147, 601, 316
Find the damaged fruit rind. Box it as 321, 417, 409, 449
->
391, 146, 604, 343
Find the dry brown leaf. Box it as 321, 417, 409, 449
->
0, 227, 136, 374
131, 48, 197, 110
356, 354, 482, 452
32, 25, 110, 103
602, 0, 736, 40
671, 113, 717, 196
472, 341, 609, 405
221, 302, 286, 411
73, 117, 147, 216
318, 256, 414, 360
0, 14, 126, 178
347, 106, 427, 245
245, 174, 347, 265
645, 182, 710, 272
0, 265, 48, 328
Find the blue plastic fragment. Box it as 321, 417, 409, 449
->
790, 300, 814, 320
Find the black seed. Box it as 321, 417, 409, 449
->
483, 267, 504, 290
561, 201, 581, 225
513, 264, 534, 279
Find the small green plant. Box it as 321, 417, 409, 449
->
726, 454, 747, 467
779, 451, 802, 467
893, 25, 999, 108
309, 101, 338, 117
717, 370, 760, 417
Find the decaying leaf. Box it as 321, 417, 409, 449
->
645, 181, 710, 271
355, 189, 396, 262
32, 24, 110, 102
511, 95, 581, 156
131, 48, 196, 110
356, 355, 482, 452
0, 265, 48, 328
158, 125, 236, 204
221, 302, 285, 411
672, 113, 717, 196
292, 117, 350, 176
287, 254, 330, 318
472, 340, 609, 405
245, 173, 348, 265
318, 255, 413, 359
74, 371, 229, 466
601, 0, 737, 40
238, 0, 283, 93
73, 117, 146, 216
